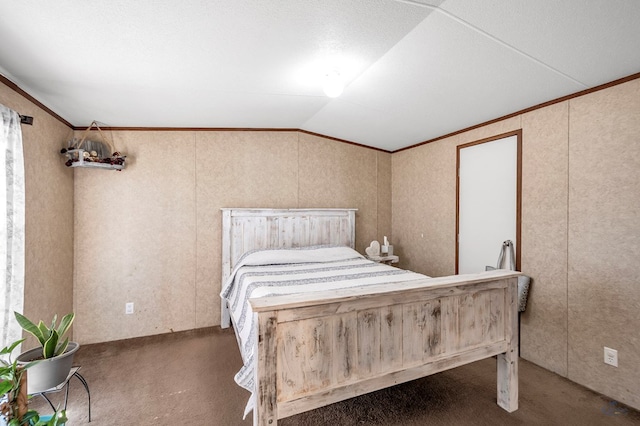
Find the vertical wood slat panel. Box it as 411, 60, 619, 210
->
348, 210, 356, 249
329, 218, 341, 246
474, 292, 489, 346
309, 216, 320, 246
340, 215, 355, 247
277, 318, 332, 402
488, 289, 504, 343
221, 210, 232, 281
281, 216, 311, 247
454, 290, 507, 352
268, 216, 279, 248
497, 277, 519, 412
309, 216, 328, 246
380, 305, 403, 370
421, 300, 442, 359
241, 217, 261, 255
332, 313, 357, 385
242, 217, 253, 253
403, 302, 422, 366
442, 296, 459, 353
254, 217, 268, 251
459, 291, 497, 347
457, 293, 477, 348
402, 300, 442, 365
297, 216, 310, 247
357, 309, 382, 376
289, 216, 300, 247
277, 321, 301, 402
305, 318, 332, 393
279, 216, 293, 248
231, 217, 244, 267
255, 311, 278, 426
338, 216, 349, 246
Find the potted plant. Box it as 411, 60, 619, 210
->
1, 339, 29, 424
1, 339, 67, 426
13, 313, 79, 395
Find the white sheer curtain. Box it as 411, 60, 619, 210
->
0, 104, 25, 350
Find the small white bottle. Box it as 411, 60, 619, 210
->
381, 236, 389, 255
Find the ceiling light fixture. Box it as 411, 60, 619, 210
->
323, 71, 344, 98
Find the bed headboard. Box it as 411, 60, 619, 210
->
221, 208, 357, 284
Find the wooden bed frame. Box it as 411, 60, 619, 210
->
221, 208, 519, 425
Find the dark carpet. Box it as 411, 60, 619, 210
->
27, 327, 640, 425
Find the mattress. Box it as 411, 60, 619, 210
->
220, 245, 429, 417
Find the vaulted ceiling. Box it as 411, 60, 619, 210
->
1, 0, 639, 151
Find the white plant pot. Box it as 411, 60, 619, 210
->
16, 342, 79, 394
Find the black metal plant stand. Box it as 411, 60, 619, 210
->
33, 366, 91, 422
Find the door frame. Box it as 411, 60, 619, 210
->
455, 129, 522, 274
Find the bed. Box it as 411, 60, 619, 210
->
220, 208, 519, 425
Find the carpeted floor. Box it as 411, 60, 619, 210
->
28, 327, 640, 425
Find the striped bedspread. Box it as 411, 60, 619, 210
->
220, 246, 429, 417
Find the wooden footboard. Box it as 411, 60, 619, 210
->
250, 270, 519, 425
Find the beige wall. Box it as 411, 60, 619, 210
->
519, 102, 570, 377
392, 78, 640, 409
566, 81, 640, 409
73, 129, 391, 343
0, 82, 74, 346
392, 133, 459, 277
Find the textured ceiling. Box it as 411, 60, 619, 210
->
0, 0, 639, 151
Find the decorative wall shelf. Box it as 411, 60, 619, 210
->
61, 121, 126, 171
64, 149, 125, 170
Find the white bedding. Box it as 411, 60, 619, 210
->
220, 246, 429, 417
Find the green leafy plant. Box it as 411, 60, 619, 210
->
1, 339, 30, 422
1, 339, 67, 426
13, 313, 75, 359
21, 410, 67, 426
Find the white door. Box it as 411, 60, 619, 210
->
457, 133, 520, 274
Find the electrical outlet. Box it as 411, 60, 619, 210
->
125, 302, 134, 315
604, 347, 618, 367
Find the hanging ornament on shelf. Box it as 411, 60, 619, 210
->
60, 121, 126, 170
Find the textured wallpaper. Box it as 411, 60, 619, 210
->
392, 79, 640, 410
73, 131, 198, 343
72, 129, 389, 343
0, 82, 74, 347
567, 79, 640, 409
392, 134, 458, 277
519, 102, 570, 377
